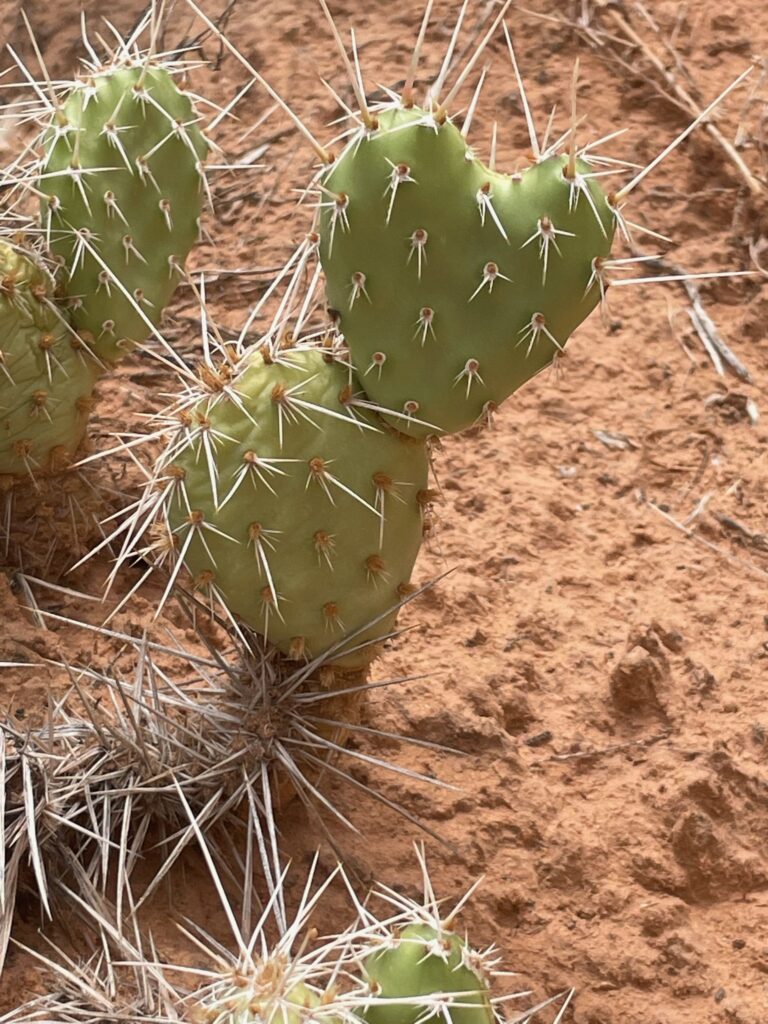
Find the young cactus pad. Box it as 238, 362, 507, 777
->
40, 64, 208, 363
0, 241, 98, 478
191, 977, 325, 1024
162, 347, 428, 665
362, 923, 494, 1024
319, 106, 615, 437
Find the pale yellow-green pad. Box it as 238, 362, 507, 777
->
192, 977, 324, 1024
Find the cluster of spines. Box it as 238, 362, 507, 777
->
0, 598, 452, 968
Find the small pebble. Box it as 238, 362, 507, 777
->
525, 730, 553, 748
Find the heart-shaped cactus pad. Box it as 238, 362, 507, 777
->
319, 106, 615, 438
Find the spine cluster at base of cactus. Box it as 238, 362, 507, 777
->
40, 63, 208, 364
361, 922, 495, 1024
162, 346, 428, 667
189, 977, 325, 1024
318, 106, 615, 437
0, 240, 99, 478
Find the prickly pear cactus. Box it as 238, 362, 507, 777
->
319, 107, 614, 437
362, 922, 494, 1024
162, 346, 428, 666
40, 63, 208, 364
0, 240, 99, 478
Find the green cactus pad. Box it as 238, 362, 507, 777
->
40, 63, 207, 364
0, 241, 99, 478
319, 106, 615, 437
163, 347, 428, 667
362, 923, 494, 1024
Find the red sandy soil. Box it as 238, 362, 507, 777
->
1, 1, 768, 1022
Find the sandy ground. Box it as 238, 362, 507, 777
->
1, 0, 768, 1022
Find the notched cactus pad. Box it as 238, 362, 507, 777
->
40, 63, 208, 363
0, 241, 98, 478
162, 347, 428, 666
319, 107, 615, 437
362, 922, 494, 1024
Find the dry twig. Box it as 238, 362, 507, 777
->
551, 1, 766, 195
627, 251, 754, 382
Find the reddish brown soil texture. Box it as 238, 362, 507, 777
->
1, 1, 768, 1022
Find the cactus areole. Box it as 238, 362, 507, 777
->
319, 106, 615, 437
